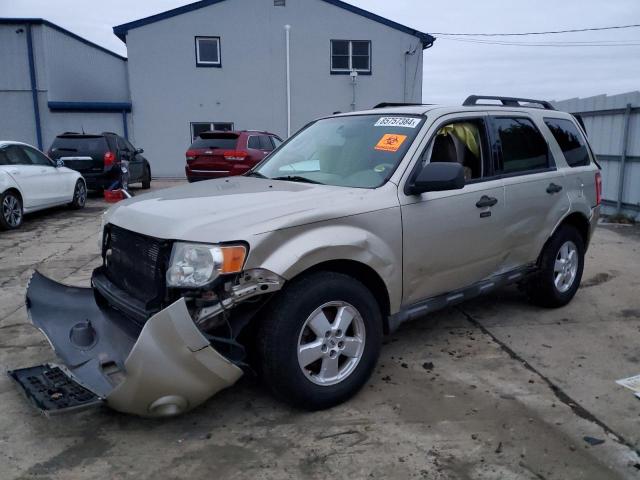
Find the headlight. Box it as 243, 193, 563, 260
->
166, 242, 247, 288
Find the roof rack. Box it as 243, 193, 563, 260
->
463, 95, 556, 110
373, 102, 430, 109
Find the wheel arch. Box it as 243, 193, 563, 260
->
539, 211, 591, 266
289, 259, 392, 333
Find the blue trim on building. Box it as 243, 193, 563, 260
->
113, 0, 435, 48
26, 24, 43, 150
48, 102, 132, 112
0, 18, 127, 60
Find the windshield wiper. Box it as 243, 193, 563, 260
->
272, 175, 325, 185
245, 171, 268, 179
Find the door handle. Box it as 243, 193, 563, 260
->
546, 183, 563, 194
476, 195, 498, 208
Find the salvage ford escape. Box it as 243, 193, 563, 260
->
10, 96, 601, 417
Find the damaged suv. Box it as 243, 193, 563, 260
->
11, 96, 601, 417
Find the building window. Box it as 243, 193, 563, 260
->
274, 0, 285, 5
330, 40, 371, 74
190, 122, 234, 141
195, 36, 221, 67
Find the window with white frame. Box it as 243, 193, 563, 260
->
195, 36, 221, 67
190, 122, 234, 141
330, 40, 371, 74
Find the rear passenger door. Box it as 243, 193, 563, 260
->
491, 115, 571, 271
118, 137, 143, 181
3, 145, 46, 208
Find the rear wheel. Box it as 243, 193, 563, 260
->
0, 190, 23, 230
526, 225, 585, 307
141, 164, 151, 189
258, 271, 382, 410
69, 180, 87, 209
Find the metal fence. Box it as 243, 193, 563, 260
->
552, 92, 640, 219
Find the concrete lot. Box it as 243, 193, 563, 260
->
1, 181, 639, 480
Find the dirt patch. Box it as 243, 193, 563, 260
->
581, 272, 615, 288
619, 309, 640, 319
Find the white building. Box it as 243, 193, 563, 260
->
113, 0, 435, 177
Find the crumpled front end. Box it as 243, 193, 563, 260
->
10, 272, 243, 417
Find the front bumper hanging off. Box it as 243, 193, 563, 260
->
9, 272, 243, 417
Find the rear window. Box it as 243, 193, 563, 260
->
50, 136, 108, 155
494, 117, 549, 174
190, 134, 238, 150
544, 118, 590, 167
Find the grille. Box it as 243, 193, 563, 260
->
104, 225, 170, 307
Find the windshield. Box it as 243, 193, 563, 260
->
254, 114, 424, 188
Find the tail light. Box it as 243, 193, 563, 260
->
223, 150, 248, 161
186, 150, 197, 162
104, 151, 116, 168
595, 171, 602, 206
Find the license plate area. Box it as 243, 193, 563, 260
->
8, 364, 103, 416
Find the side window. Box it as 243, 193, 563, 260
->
116, 137, 130, 152
259, 136, 274, 151
247, 136, 261, 150
544, 118, 590, 167
22, 146, 53, 166
420, 119, 488, 181
0, 150, 8, 165
6, 146, 32, 165
272, 137, 283, 148
494, 117, 549, 174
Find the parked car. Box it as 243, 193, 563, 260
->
0, 141, 86, 230
11, 96, 601, 417
48, 132, 151, 191
185, 130, 282, 182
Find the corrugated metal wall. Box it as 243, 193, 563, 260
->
553, 92, 640, 218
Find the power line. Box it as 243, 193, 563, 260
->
440, 37, 640, 47
431, 23, 640, 36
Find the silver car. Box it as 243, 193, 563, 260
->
11, 96, 601, 417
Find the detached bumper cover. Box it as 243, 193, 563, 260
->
20, 272, 243, 417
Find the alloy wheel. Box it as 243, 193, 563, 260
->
297, 301, 366, 386
553, 240, 578, 293
75, 182, 87, 207
2, 194, 22, 227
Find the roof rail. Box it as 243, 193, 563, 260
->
373, 102, 429, 109
463, 95, 556, 110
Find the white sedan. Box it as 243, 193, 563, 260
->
0, 141, 86, 230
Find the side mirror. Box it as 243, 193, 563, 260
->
135, 148, 144, 154
55, 159, 64, 168
408, 162, 465, 195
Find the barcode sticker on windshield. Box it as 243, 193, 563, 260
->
375, 117, 421, 128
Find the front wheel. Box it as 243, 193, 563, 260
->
258, 271, 382, 410
0, 190, 23, 230
525, 225, 585, 307
141, 164, 151, 189
69, 180, 87, 209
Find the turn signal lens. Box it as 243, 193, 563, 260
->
220, 245, 247, 274
595, 171, 602, 206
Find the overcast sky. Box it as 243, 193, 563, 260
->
1, 0, 639, 104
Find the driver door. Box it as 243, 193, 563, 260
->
399, 113, 507, 305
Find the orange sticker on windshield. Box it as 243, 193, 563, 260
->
375, 134, 407, 152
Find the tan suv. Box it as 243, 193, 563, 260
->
11, 96, 602, 417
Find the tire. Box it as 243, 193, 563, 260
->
141, 164, 151, 189
525, 224, 585, 308
0, 190, 23, 230
257, 271, 382, 410
69, 180, 87, 210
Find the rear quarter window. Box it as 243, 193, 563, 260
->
494, 117, 549, 174
544, 118, 590, 167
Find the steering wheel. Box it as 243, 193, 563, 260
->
373, 163, 395, 174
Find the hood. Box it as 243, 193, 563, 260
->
104, 177, 396, 243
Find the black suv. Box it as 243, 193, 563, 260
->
48, 132, 151, 191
